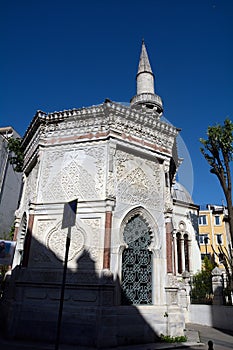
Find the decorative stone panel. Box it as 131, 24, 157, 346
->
115, 150, 163, 210
39, 144, 107, 203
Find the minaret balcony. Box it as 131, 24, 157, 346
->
130, 93, 163, 113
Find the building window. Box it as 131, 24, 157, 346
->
184, 234, 190, 272
176, 232, 182, 274
199, 234, 209, 245
199, 215, 207, 225
218, 253, 224, 263
214, 215, 221, 225
201, 253, 211, 261
121, 215, 152, 305
216, 234, 223, 245
175, 233, 190, 274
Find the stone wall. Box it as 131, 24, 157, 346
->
1, 266, 185, 347
188, 304, 233, 331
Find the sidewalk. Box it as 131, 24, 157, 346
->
0, 323, 232, 350
185, 323, 233, 350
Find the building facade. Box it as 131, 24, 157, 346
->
199, 204, 230, 267
1, 42, 201, 347
0, 127, 22, 238
172, 182, 201, 276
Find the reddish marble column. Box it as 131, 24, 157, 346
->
103, 211, 112, 269
13, 226, 19, 241
165, 218, 173, 273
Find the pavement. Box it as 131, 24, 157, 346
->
0, 323, 232, 350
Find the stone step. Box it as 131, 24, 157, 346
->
184, 328, 201, 343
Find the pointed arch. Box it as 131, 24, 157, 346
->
120, 206, 160, 251
120, 207, 156, 305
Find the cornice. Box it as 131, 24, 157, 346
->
173, 198, 199, 210
43, 101, 178, 144
24, 101, 178, 136
22, 101, 180, 169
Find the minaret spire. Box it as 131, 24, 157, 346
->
137, 40, 153, 76
136, 40, 154, 95
130, 41, 163, 116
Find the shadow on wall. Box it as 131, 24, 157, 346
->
0, 235, 160, 348
189, 212, 199, 242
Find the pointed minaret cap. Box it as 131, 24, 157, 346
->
130, 41, 163, 115
137, 39, 153, 77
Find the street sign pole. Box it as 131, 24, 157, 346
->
55, 199, 77, 350
55, 226, 71, 350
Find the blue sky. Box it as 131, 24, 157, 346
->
1, 0, 232, 206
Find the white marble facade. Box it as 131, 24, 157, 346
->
2, 42, 201, 347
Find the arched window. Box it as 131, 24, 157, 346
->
121, 215, 152, 305
176, 232, 190, 274
176, 232, 182, 274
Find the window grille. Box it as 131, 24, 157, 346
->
121, 215, 152, 305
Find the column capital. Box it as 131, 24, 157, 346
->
105, 198, 116, 211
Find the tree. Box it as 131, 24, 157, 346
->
200, 118, 233, 246
191, 256, 215, 304
200, 118, 233, 298
6, 137, 24, 173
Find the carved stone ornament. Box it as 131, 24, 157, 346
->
80, 218, 100, 263
39, 102, 178, 149
19, 161, 39, 214
40, 144, 106, 202
167, 274, 179, 288
35, 220, 55, 240
178, 221, 186, 231
46, 223, 85, 262
106, 172, 116, 198
164, 186, 173, 213
163, 158, 170, 173
115, 150, 162, 209
23, 102, 178, 176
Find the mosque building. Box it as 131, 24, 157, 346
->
1, 42, 201, 347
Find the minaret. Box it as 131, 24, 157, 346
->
130, 41, 163, 115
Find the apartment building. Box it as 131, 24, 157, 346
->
198, 204, 230, 266
0, 126, 22, 237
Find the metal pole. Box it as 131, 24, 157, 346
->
55, 226, 71, 350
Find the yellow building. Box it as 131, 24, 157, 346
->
198, 204, 229, 267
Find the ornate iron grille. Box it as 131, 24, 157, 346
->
121, 215, 152, 305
